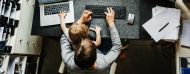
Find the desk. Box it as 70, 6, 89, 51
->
32, 0, 174, 39
74, 0, 140, 39
32, 0, 140, 39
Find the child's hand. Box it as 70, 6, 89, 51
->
90, 25, 101, 33
95, 25, 101, 33
58, 11, 67, 19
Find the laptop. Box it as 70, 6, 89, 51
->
38, 0, 74, 26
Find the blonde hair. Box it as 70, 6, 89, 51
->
69, 23, 89, 44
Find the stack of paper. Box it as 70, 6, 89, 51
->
152, 6, 180, 41
181, 19, 190, 47
143, 6, 181, 42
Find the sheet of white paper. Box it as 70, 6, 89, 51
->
152, 6, 179, 40
143, 8, 181, 42
0, 0, 3, 14
10, 5, 17, 19
15, 0, 22, 20
4, 2, 12, 18
181, 19, 190, 47
0, 27, 4, 41
162, 27, 179, 40
0, 1, 5, 16
152, 6, 167, 17
7, 57, 17, 74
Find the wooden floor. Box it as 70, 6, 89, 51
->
116, 40, 175, 74
38, 38, 176, 74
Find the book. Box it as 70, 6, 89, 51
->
181, 19, 190, 47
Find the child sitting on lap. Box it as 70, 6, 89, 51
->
58, 10, 101, 50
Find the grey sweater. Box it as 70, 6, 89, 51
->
60, 25, 122, 74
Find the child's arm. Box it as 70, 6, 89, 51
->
58, 11, 68, 35
91, 25, 101, 47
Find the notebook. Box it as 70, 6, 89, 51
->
39, 0, 74, 26
181, 19, 190, 47
143, 6, 181, 42
152, 6, 179, 41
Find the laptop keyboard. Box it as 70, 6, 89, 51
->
44, 2, 70, 15
85, 5, 126, 19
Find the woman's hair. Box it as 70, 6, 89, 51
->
74, 39, 96, 70
69, 23, 89, 44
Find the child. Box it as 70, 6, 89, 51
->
58, 10, 101, 50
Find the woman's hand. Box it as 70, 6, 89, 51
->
104, 7, 115, 27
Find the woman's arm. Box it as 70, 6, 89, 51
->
103, 7, 122, 64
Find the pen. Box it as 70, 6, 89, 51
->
159, 22, 169, 32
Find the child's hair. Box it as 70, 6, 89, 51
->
69, 23, 89, 44
74, 39, 96, 70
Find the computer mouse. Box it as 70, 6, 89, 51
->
127, 13, 135, 25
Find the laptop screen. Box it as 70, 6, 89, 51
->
38, 0, 69, 4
